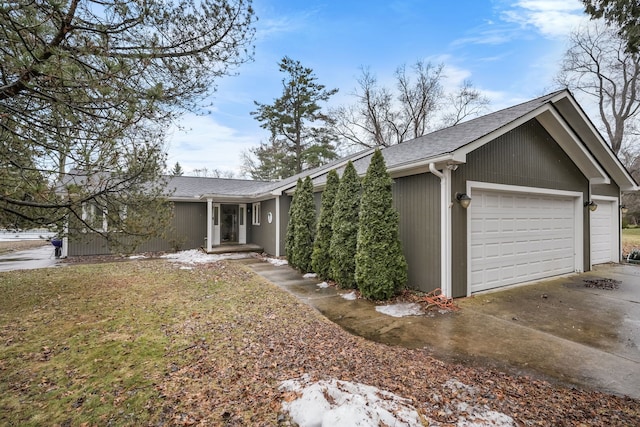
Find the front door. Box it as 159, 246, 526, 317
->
221, 204, 239, 243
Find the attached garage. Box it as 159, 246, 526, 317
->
467, 184, 583, 294
590, 197, 619, 265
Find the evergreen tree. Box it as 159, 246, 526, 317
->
356, 150, 407, 300
285, 179, 303, 268
330, 161, 361, 288
170, 162, 184, 176
311, 170, 340, 279
248, 56, 339, 179
291, 177, 317, 272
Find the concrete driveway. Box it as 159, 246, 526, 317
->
0, 245, 60, 272
240, 259, 640, 399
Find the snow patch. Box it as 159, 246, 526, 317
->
265, 257, 288, 266
280, 375, 423, 427
341, 291, 357, 300
303, 272, 317, 278
161, 249, 250, 264
376, 303, 422, 317
128, 255, 147, 260
316, 281, 329, 289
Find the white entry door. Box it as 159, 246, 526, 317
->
591, 198, 618, 264
469, 189, 577, 294
238, 204, 247, 244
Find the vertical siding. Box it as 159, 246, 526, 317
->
279, 196, 291, 256
392, 173, 441, 293
450, 119, 590, 297
592, 183, 620, 198
170, 202, 207, 249
250, 198, 277, 255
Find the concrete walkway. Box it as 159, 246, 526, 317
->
0, 245, 60, 272
237, 258, 640, 399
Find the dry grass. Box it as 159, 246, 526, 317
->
0, 240, 49, 254
1, 260, 639, 426
622, 228, 640, 255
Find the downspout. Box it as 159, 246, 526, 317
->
429, 163, 452, 297
275, 195, 281, 257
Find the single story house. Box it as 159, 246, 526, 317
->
66, 90, 638, 298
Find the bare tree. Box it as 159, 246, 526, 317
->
332, 62, 489, 148
557, 23, 640, 155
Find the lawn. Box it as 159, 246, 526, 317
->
623, 228, 640, 252
1, 259, 639, 426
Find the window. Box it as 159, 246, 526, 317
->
252, 202, 261, 225
213, 206, 219, 226
81, 201, 107, 232
239, 206, 244, 226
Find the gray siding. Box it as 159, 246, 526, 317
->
250, 198, 277, 255
67, 201, 207, 256
450, 119, 590, 297
392, 173, 441, 293
279, 196, 291, 256
592, 183, 620, 198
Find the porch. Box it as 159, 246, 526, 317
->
204, 243, 263, 254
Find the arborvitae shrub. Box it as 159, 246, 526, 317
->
311, 169, 340, 279
291, 176, 316, 272
330, 161, 361, 288
285, 179, 303, 268
355, 149, 407, 300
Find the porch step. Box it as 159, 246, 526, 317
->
205, 243, 263, 254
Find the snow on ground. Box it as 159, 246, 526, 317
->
316, 282, 329, 289
265, 257, 288, 266
303, 272, 317, 278
280, 375, 423, 427
341, 291, 357, 300
376, 302, 423, 317
161, 249, 251, 264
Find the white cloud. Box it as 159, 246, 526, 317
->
166, 112, 262, 176
501, 0, 587, 38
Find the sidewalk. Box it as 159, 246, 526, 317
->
237, 257, 640, 399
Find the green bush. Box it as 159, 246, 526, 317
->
285, 179, 303, 268
311, 169, 340, 279
291, 176, 316, 272
330, 161, 361, 288
355, 149, 407, 300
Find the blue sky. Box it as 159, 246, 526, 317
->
166, 0, 590, 176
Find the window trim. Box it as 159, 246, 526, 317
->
252, 202, 261, 225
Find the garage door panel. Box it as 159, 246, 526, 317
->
591, 200, 616, 264
470, 189, 576, 293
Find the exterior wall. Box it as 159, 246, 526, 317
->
592, 183, 620, 198
250, 198, 277, 255
279, 195, 291, 256
392, 173, 441, 293
450, 119, 590, 297
67, 201, 207, 256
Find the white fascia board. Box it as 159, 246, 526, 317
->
388, 154, 464, 178
556, 95, 638, 191
454, 108, 544, 158
536, 108, 610, 184
198, 194, 257, 203
269, 148, 377, 195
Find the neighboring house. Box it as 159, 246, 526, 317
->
67, 90, 638, 298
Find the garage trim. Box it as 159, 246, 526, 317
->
465, 181, 584, 296
590, 195, 619, 267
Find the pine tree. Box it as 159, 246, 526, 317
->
311, 169, 340, 279
330, 161, 361, 288
292, 176, 316, 272
285, 179, 303, 268
356, 150, 407, 300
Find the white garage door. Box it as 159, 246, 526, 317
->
469, 189, 576, 294
591, 200, 616, 264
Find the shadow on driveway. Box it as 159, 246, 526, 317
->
239, 258, 640, 399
